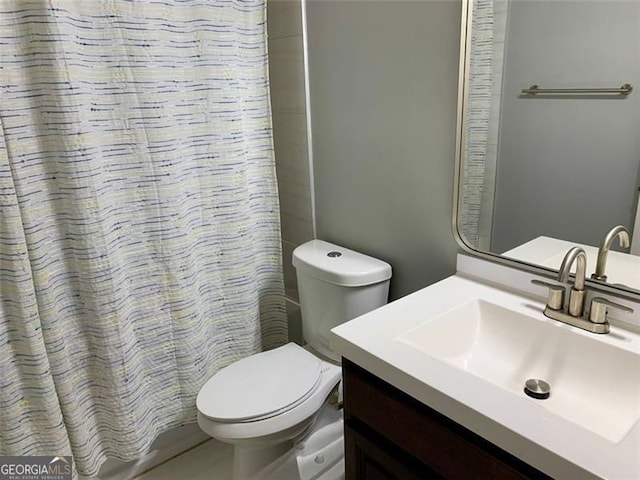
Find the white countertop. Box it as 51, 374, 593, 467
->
330, 275, 640, 480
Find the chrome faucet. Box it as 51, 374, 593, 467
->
532, 246, 633, 334
591, 225, 630, 282
558, 246, 587, 317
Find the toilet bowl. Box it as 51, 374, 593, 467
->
197, 343, 341, 479
196, 240, 392, 480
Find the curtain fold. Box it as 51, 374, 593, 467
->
0, 0, 287, 476
0, 117, 74, 461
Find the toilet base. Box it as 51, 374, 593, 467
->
295, 404, 344, 480
228, 403, 344, 480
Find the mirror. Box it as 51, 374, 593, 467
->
455, 0, 640, 293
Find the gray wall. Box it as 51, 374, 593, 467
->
492, 0, 640, 253
305, 0, 462, 300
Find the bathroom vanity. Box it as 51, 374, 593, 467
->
342, 359, 549, 479
330, 265, 640, 480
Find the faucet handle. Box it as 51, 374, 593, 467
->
589, 297, 634, 324
531, 279, 565, 310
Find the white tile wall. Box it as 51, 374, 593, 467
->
269, 36, 307, 114
278, 179, 312, 222
268, 0, 303, 39
281, 240, 299, 297
267, 0, 313, 338
281, 211, 314, 248
271, 112, 310, 185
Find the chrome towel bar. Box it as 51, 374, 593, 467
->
521, 83, 633, 96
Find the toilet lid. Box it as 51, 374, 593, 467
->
197, 343, 323, 422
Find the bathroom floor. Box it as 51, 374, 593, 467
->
136, 440, 233, 480
136, 403, 345, 480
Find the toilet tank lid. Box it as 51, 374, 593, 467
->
292, 240, 392, 287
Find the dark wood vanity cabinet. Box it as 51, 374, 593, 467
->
342, 360, 551, 480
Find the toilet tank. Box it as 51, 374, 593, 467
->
292, 240, 392, 362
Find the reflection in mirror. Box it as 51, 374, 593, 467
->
458, 0, 640, 291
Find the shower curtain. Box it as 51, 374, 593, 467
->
461, 0, 508, 250
0, 0, 287, 477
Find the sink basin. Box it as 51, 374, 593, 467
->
397, 299, 640, 443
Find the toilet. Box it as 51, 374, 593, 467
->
196, 239, 391, 480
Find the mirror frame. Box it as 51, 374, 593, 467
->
451, 0, 640, 302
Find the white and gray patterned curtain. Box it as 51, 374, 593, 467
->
0, 1, 287, 477
461, 0, 494, 248
461, 0, 508, 250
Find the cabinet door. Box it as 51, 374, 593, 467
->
343, 360, 550, 480
345, 420, 442, 480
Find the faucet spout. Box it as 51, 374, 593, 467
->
534, 245, 622, 333
558, 246, 587, 291
591, 225, 630, 282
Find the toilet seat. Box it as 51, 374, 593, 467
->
197, 343, 324, 422
197, 343, 341, 442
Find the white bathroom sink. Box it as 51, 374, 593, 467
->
331, 274, 640, 478
397, 299, 640, 444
